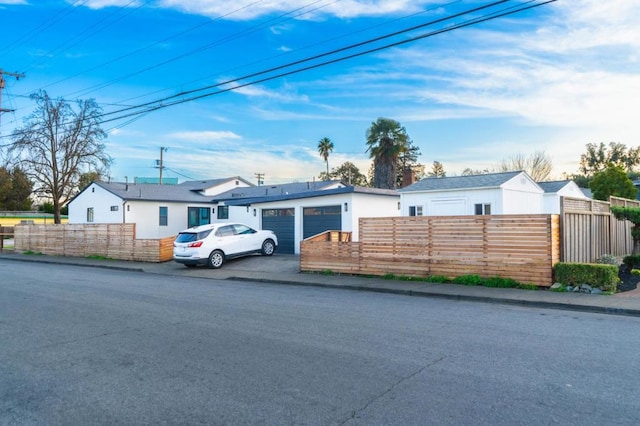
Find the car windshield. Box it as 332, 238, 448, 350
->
176, 229, 212, 243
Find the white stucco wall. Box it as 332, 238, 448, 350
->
68, 183, 125, 224
69, 184, 215, 239
401, 188, 504, 216
501, 173, 543, 214
126, 201, 211, 239
225, 192, 399, 254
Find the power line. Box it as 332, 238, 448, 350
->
36, 0, 267, 96
98, 0, 533, 124
95, 0, 463, 108
63, 0, 337, 99
0, 0, 555, 143
0, 0, 89, 57
101, 0, 555, 127
21, 0, 145, 74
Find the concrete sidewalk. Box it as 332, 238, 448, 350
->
1, 250, 640, 317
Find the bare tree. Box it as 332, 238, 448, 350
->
8, 91, 111, 223
496, 150, 552, 181
427, 161, 446, 177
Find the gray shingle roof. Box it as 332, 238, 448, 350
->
398, 171, 523, 192
537, 180, 572, 193
95, 182, 214, 203
212, 180, 343, 201
223, 185, 398, 206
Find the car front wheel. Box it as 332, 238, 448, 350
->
208, 250, 225, 269
261, 239, 275, 256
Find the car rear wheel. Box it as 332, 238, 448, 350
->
208, 250, 225, 269
261, 239, 275, 256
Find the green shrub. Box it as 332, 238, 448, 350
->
425, 275, 450, 283
452, 275, 483, 286
596, 254, 619, 265
382, 273, 396, 280
483, 276, 520, 288
623, 254, 640, 269
553, 262, 619, 292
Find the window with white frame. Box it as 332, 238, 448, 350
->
87, 207, 94, 222
408, 205, 423, 216
474, 203, 491, 215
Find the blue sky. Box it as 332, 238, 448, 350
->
0, 0, 638, 185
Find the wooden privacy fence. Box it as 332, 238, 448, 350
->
561, 196, 639, 263
301, 215, 560, 286
14, 224, 174, 262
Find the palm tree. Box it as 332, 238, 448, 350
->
317, 137, 334, 180
365, 118, 409, 189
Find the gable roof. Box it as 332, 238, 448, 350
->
179, 176, 254, 192
212, 180, 343, 201
537, 180, 573, 193
93, 182, 214, 203
72, 179, 351, 205
398, 171, 523, 192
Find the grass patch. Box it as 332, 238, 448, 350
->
23, 250, 43, 255
86, 255, 111, 260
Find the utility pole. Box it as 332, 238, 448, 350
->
157, 147, 168, 185
255, 172, 264, 186
0, 69, 25, 125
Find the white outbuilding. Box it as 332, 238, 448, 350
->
398, 171, 544, 216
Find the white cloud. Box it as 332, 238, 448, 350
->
76, 0, 142, 8
167, 130, 241, 141
156, 1, 434, 20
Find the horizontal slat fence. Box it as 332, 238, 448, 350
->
561, 196, 639, 262
14, 224, 174, 262
301, 215, 560, 286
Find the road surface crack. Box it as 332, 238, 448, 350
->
340, 356, 445, 425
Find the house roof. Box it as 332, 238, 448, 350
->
398, 171, 523, 192
223, 185, 399, 206
537, 180, 573, 193
212, 180, 343, 201
179, 177, 251, 192
74, 178, 396, 206
94, 182, 214, 203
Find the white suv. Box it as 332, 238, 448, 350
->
173, 223, 278, 268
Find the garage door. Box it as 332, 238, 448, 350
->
262, 208, 295, 254
303, 205, 342, 239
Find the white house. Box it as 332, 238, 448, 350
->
69, 178, 400, 254
219, 186, 400, 254
398, 171, 544, 216
537, 180, 590, 214
68, 177, 253, 239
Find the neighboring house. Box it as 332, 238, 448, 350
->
538, 180, 590, 214
68, 177, 253, 239
398, 171, 544, 216
69, 178, 400, 254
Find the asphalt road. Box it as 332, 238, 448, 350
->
1, 261, 639, 425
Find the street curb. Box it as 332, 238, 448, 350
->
0, 255, 146, 273
3, 254, 639, 318
228, 277, 640, 318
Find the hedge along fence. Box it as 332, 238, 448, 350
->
14, 223, 175, 262
301, 215, 561, 287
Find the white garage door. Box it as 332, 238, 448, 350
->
429, 199, 466, 216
